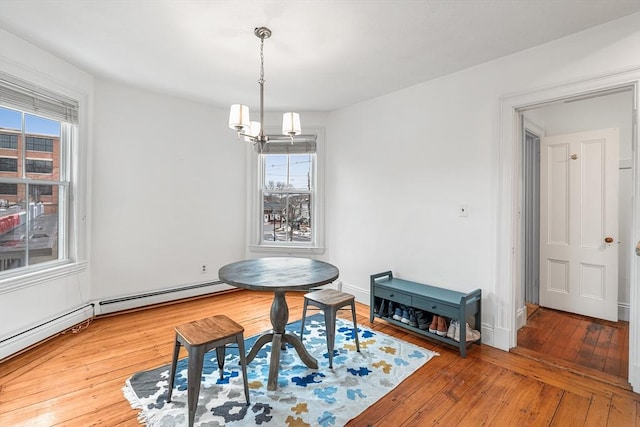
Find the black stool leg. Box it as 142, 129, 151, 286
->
300, 298, 309, 339
187, 345, 205, 427
350, 301, 360, 352
237, 334, 251, 405
215, 346, 226, 380
167, 337, 181, 402
324, 306, 338, 368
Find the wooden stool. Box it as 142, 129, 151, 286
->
167, 315, 250, 427
300, 288, 360, 368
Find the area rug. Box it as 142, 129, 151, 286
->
123, 314, 438, 426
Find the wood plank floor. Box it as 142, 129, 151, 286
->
1, 290, 639, 426
515, 305, 629, 385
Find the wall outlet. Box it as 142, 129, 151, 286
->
201, 265, 207, 274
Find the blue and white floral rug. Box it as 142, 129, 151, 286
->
123, 314, 438, 426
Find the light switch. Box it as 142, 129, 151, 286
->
458, 204, 468, 217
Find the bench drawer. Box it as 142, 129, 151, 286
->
413, 296, 458, 318
374, 286, 412, 306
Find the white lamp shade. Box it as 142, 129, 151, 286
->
228, 104, 250, 130
282, 112, 301, 136
244, 121, 261, 141
248, 121, 261, 137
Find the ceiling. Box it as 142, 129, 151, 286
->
0, 1, 638, 112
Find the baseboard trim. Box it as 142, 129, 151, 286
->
629, 361, 640, 393
619, 302, 630, 322
340, 282, 371, 307
517, 305, 527, 330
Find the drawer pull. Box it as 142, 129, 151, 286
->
389, 294, 394, 297
432, 305, 437, 309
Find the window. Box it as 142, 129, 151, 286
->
254, 135, 322, 251
0, 72, 77, 274
26, 159, 53, 174
0, 183, 17, 195
0, 134, 18, 149
26, 136, 54, 152
29, 184, 53, 196
0, 157, 18, 172
262, 154, 313, 243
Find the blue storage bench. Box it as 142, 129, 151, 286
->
370, 271, 481, 357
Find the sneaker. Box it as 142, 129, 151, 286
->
447, 320, 459, 339
428, 315, 439, 333
416, 310, 430, 330
408, 309, 418, 327
378, 299, 387, 316
387, 302, 395, 318
401, 307, 411, 324
466, 323, 481, 342
452, 322, 481, 342
436, 316, 448, 336
392, 305, 403, 321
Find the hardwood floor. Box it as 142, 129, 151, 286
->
515, 305, 630, 388
1, 290, 639, 426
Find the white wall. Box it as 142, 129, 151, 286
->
326, 13, 640, 346
91, 79, 247, 302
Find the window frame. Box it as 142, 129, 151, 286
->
247, 127, 325, 255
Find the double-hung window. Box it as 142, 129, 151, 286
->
255, 135, 323, 251
0, 73, 77, 274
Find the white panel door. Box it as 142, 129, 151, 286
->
539, 128, 619, 321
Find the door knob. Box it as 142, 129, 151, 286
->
604, 237, 614, 244
636, 241, 640, 256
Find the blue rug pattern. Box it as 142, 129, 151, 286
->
123, 314, 437, 426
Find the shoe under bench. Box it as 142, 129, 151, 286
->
369, 271, 482, 357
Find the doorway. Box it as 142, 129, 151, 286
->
496, 69, 640, 391
520, 89, 633, 318
517, 86, 634, 382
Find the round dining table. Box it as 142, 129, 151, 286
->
218, 257, 339, 391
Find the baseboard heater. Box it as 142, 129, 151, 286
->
0, 303, 95, 361
96, 280, 232, 315
1, 281, 232, 360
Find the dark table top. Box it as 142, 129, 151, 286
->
218, 257, 339, 292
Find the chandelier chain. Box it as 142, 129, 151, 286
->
259, 36, 265, 84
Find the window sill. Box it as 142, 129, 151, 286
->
248, 245, 326, 256
0, 260, 88, 294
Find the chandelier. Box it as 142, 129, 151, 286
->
228, 27, 303, 150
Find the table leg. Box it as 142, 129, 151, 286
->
282, 333, 318, 368
267, 333, 283, 391
245, 290, 318, 391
